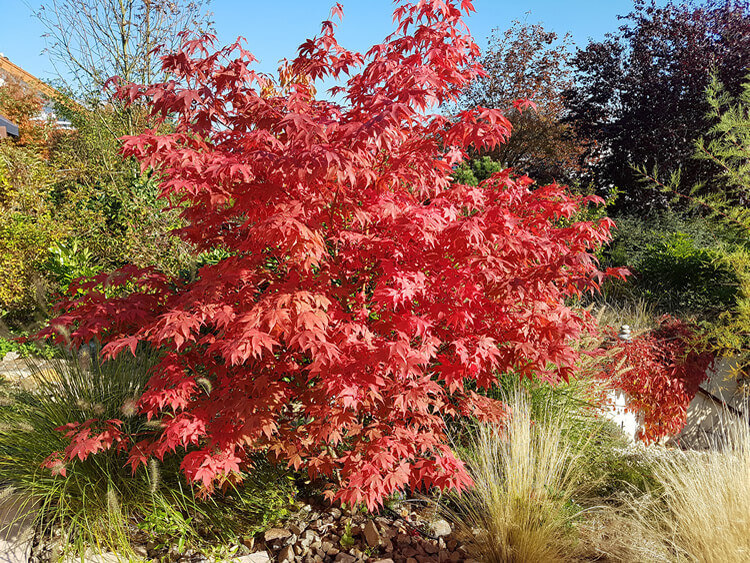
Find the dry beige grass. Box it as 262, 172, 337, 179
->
579, 414, 750, 563
448, 392, 591, 563
643, 419, 750, 562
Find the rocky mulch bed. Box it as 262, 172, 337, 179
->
239, 502, 474, 563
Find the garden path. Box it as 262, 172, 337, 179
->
0, 493, 34, 563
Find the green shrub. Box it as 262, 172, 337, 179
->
452, 156, 505, 186
45, 239, 102, 294
0, 143, 67, 318
0, 213, 61, 312
0, 335, 57, 360
602, 211, 744, 317
638, 232, 738, 315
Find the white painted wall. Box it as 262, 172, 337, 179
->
672, 357, 748, 449
602, 389, 640, 443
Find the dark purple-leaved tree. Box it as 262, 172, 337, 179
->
564, 0, 750, 212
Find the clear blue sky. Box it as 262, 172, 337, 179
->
2, 0, 637, 86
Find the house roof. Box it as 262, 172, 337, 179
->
0, 56, 82, 112
0, 114, 19, 138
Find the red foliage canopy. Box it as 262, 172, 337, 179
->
43, 0, 622, 509
613, 316, 714, 443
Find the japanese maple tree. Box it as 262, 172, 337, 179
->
43, 0, 623, 509
613, 316, 714, 443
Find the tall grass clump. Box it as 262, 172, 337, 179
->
448, 391, 594, 563
0, 346, 295, 559
630, 412, 750, 562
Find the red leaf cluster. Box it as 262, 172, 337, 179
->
613, 316, 714, 443
42, 419, 127, 477
41, 0, 621, 509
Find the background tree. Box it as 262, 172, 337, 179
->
565, 0, 750, 212
36, 0, 213, 107
35, 0, 211, 287
458, 19, 586, 184
642, 75, 750, 367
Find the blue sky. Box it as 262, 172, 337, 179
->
2, 0, 636, 85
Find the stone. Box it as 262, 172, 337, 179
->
424, 541, 439, 555
1, 351, 20, 363
429, 519, 452, 538
406, 559, 418, 563
334, 554, 357, 563
278, 545, 294, 563
375, 516, 391, 526
363, 519, 381, 547
402, 547, 418, 558
234, 554, 271, 563
372, 560, 394, 563
264, 527, 292, 542
321, 541, 334, 554
290, 522, 307, 536
396, 533, 412, 546
241, 536, 255, 551
237, 543, 251, 555
383, 524, 398, 539
330, 507, 343, 520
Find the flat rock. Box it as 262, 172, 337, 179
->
264, 527, 292, 542
62, 551, 120, 563
1, 351, 20, 363
363, 519, 381, 547
235, 553, 271, 563
334, 553, 356, 563
429, 518, 452, 538
0, 493, 35, 563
